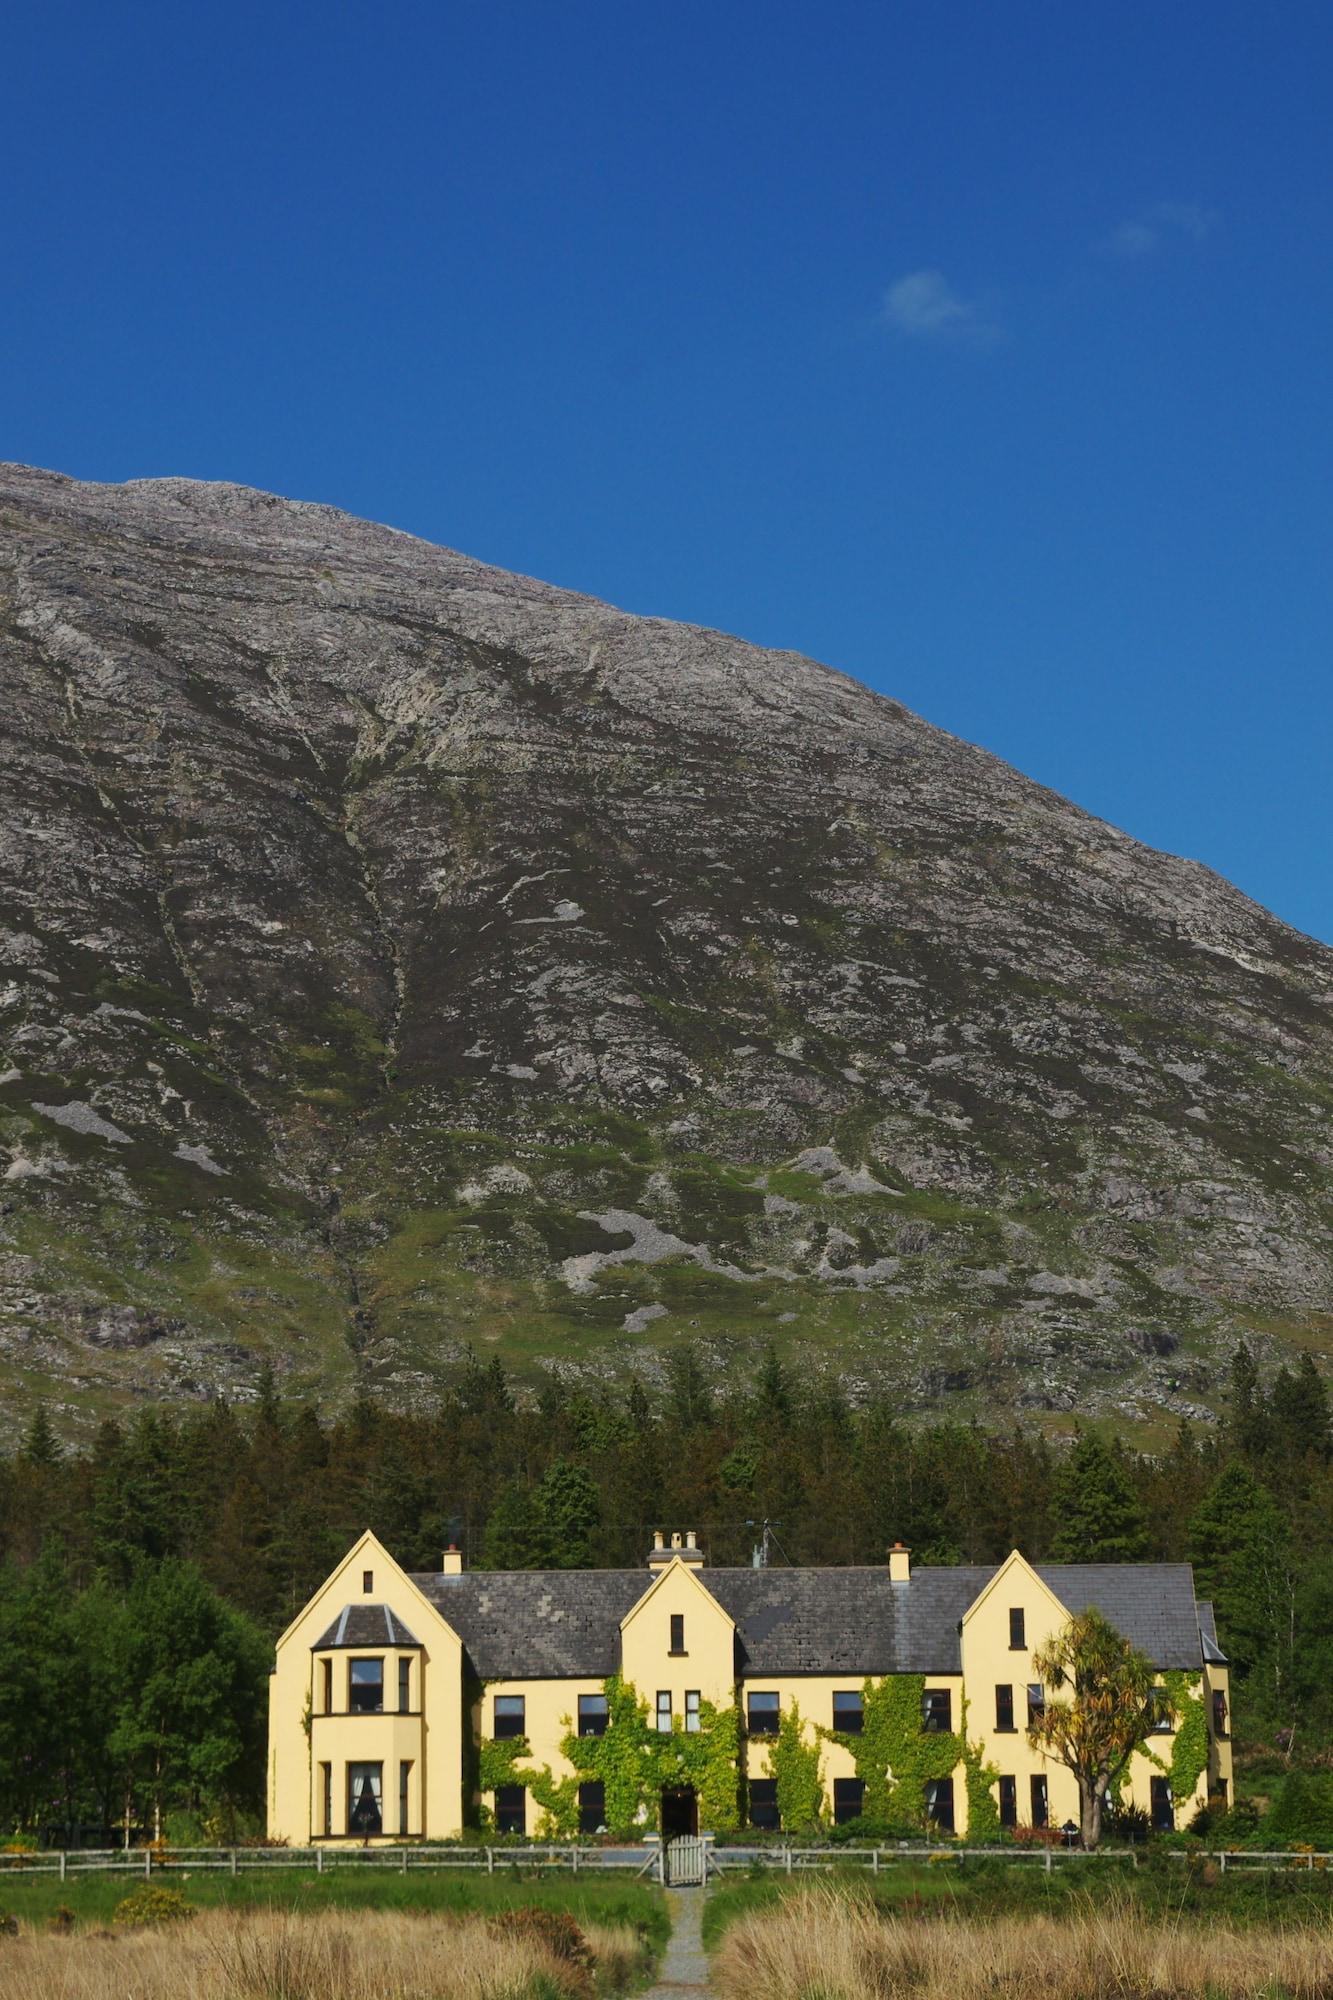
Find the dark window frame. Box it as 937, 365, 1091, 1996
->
398, 1657, 412, 1713
925, 1775, 955, 1833
398, 1758, 411, 1836
832, 1690, 864, 1735
998, 1775, 1017, 1829
362, 1570, 374, 1593
1026, 1682, 1045, 1727
669, 1613, 687, 1655
685, 1690, 701, 1733
577, 1693, 609, 1738
1212, 1689, 1229, 1739
995, 1683, 1015, 1732
656, 1690, 673, 1733
348, 1656, 384, 1714
320, 1657, 333, 1714
1009, 1607, 1026, 1649
493, 1694, 527, 1741
748, 1778, 780, 1830
921, 1687, 953, 1734
832, 1777, 865, 1825
494, 1783, 526, 1836
578, 1780, 606, 1835
747, 1690, 780, 1737
1147, 1687, 1174, 1735
1030, 1773, 1048, 1829
320, 1760, 332, 1837
347, 1759, 383, 1835
1150, 1776, 1174, 1832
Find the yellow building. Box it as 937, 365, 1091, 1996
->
268, 1532, 1231, 1843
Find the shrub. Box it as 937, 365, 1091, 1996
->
1259, 1772, 1333, 1850
112, 1884, 194, 1928
490, 1907, 593, 1994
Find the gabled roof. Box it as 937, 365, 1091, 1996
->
409, 1560, 1213, 1680
312, 1603, 421, 1650
1197, 1598, 1228, 1665
414, 1571, 646, 1678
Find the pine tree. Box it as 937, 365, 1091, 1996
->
20, 1405, 60, 1467
1227, 1340, 1270, 1458
1188, 1462, 1293, 1691
481, 1481, 556, 1569
539, 1460, 601, 1567
1049, 1431, 1150, 1562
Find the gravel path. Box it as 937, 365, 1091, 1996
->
643, 1887, 713, 1996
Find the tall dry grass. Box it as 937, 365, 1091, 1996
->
714, 1886, 1333, 2000
0, 1905, 642, 2000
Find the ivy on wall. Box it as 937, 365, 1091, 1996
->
962, 1736, 1002, 1841
477, 1674, 741, 1835
1161, 1673, 1209, 1803
826, 1675, 964, 1826
769, 1701, 825, 1831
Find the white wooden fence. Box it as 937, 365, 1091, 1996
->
1, 1843, 1328, 1881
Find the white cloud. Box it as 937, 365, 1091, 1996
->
883, 268, 976, 336
1102, 202, 1219, 258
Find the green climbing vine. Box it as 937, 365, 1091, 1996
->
769, 1702, 825, 1830
477, 1675, 741, 1835
963, 1737, 1002, 1842
1162, 1673, 1209, 1803
824, 1676, 965, 1828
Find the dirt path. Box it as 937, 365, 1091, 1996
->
642, 1887, 713, 1996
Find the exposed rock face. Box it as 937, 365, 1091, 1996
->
1, 463, 1330, 1435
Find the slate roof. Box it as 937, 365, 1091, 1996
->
312, 1603, 421, 1650
408, 1560, 1214, 1680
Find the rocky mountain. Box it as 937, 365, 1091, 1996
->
1, 463, 1330, 1439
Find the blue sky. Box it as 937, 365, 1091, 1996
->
4, 2, 1331, 943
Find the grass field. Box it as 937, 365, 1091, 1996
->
713, 1887, 1333, 2000
700, 1855, 1333, 1949
0, 1865, 667, 1952
0, 1902, 650, 2000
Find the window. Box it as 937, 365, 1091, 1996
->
493, 1695, 526, 1740
398, 1759, 412, 1836
577, 1693, 609, 1737
321, 1658, 333, 1714
832, 1778, 865, 1825
748, 1778, 780, 1830
925, 1777, 955, 1833
995, 1684, 1014, 1732
1027, 1682, 1045, 1727
656, 1691, 673, 1732
747, 1691, 780, 1736
685, 1691, 701, 1733
363, 1570, 374, 1593
398, 1657, 412, 1713
578, 1781, 606, 1835
833, 1691, 864, 1735
1150, 1776, 1174, 1832
670, 1613, 686, 1654
1029, 1774, 1048, 1829
1212, 1689, 1229, 1739
349, 1658, 384, 1713
921, 1688, 952, 1733
1147, 1687, 1174, 1734
998, 1775, 1017, 1829
1213, 1777, 1229, 1808
1009, 1608, 1025, 1649
347, 1761, 383, 1835
320, 1761, 332, 1838
494, 1784, 525, 1835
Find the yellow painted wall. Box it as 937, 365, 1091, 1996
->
961, 1552, 1217, 1831
620, 1560, 735, 1707
267, 1531, 466, 1843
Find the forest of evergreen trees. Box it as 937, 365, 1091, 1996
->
0, 1341, 1329, 1841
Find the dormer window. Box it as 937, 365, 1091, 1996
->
670, 1614, 686, 1655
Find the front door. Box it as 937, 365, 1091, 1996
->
661, 1785, 698, 1838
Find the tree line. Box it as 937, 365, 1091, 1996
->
0, 1340, 1328, 1838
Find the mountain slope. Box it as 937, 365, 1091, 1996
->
1, 463, 1330, 1436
